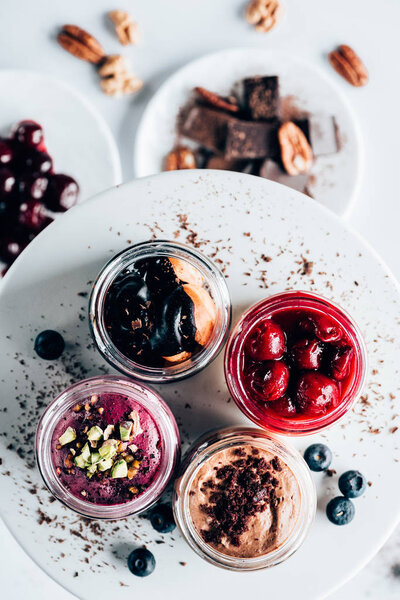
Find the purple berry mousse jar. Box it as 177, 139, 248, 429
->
35, 375, 180, 519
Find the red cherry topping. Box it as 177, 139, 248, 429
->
0, 139, 13, 165
13, 120, 44, 148
245, 361, 289, 402
291, 338, 323, 370
245, 319, 285, 361
296, 372, 340, 416
299, 314, 342, 342
45, 174, 79, 212
0, 168, 16, 197
18, 200, 51, 232
330, 343, 354, 380
270, 395, 297, 418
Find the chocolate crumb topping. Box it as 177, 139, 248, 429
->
198, 451, 281, 547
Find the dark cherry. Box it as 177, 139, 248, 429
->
45, 174, 79, 212
18, 200, 51, 232
0, 168, 16, 197
299, 314, 342, 342
245, 319, 285, 361
270, 395, 297, 418
0, 232, 29, 263
291, 338, 323, 370
0, 139, 13, 164
330, 343, 354, 380
23, 149, 53, 174
18, 173, 48, 200
246, 360, 289, 402
13, 120, 44, 148
296, 372, 340, 416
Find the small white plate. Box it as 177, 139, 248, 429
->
0, 171, 399, 600
134, 48, 362, 216
0, 69, 122, 201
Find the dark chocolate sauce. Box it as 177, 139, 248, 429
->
104, 257, 198, 366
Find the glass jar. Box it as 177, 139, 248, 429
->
224, 290, 367, 436
89, 240, 231, 383
35, 375, 180, 519
173, 426, 316, 571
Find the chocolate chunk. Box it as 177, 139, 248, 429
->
225, 120, 279, 159
295, 115, 338, 156
259, 158, 308, 192
244, 76, 280, 120
206, 154, 250, 172
179, 105, 234, 153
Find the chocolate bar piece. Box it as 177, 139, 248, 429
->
244, 76, 280, 120
206, 155, 248, 171
295, 115, 338, 156
259, 159, 308, 192
179, 105, 234, 153
225, 120, 279, 159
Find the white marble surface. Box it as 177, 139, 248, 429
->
0, 0, 399, 597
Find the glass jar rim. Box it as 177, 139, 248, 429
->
89, 240, 232, 383
173, 426, 316, 571
35, 374, 180, 519
224, 290, 368, 436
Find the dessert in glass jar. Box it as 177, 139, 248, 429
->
35, 375, 180, 519
89, 240, 231, 383
224, 291, 367, 435
173, 426, 315, 570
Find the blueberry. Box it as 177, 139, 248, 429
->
338, 470, 367, 498
149, 503, 176, 533
127, 548, 155, 577
326, 496, 355, 525
34, 330, 65, 360
304, 443, 332, 472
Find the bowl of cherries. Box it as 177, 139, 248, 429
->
0, 120, 79, 275
224, 290, 367, 435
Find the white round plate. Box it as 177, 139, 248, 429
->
0, 70, 122, 201
134, 48, 362, 217
0, 171, 398, 600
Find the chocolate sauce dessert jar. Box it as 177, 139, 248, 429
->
89, 241, 231, 383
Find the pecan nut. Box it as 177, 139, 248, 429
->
109, 10, 140, 46
58, 25, 106, 64
245, 0, 284, 33
329, 45, 368, 87
164, 147, 197, 171
278, 122, 313, 176
194, 87, 239, 113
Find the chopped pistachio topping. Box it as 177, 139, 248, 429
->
103, 424, 115, 441
74, 454, 89, 469
90, 452, 101, 464
99, 439, 118, 460
87, 425, 103, 441
111, 459, 128, 479
98, 458, 113, 472
80, 442, 91, 462
119, 421, 133, 441
58, 426, 76, 446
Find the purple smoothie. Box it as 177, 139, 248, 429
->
51, 393, 162, 505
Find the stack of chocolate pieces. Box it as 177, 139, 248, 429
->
168, 76, 339, 194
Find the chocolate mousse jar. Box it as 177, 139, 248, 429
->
173, 427, 315, 570
35, 375, 180, 519
89, 240, 231, 383
225, 291, 367, 436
